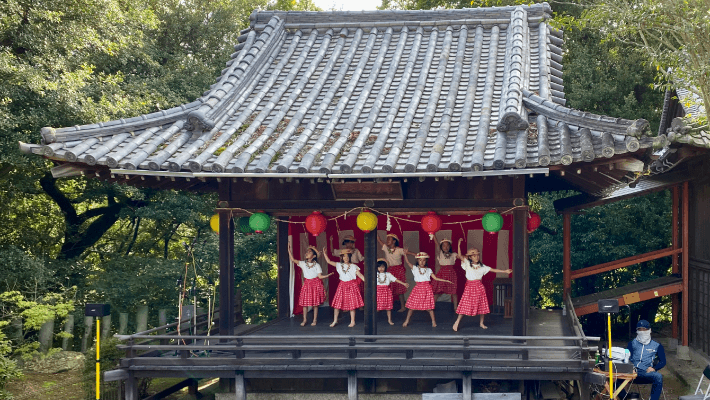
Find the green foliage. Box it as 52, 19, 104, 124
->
234, 223, 278, 324
82, 337, 150, 399
0, 331, 21, 400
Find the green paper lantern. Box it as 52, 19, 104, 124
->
237, 216, 253, 234
249, 212, 271, 233
482, 211, 504, 233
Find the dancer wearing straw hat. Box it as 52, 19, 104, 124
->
375, 258, 409, 325
432, 238, 459, 312
453, 239, 512, 331
323, 248, 365, 328
331, 235, 365, 308
288, 243, 333, 326
377, 233, 416, 312
402, 252, 453, 328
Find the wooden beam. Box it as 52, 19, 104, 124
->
348, 370, 358, 400
218, 180, 235, 337
513, 209, 528, 336
277, 221, 290, 319
462, 371, 472, 400
570, 247, 683, 280
672, 186, 680, 340
575, 282, 684, 316
217, 199, 524, 214
682, 180, 689, 347
364, 230, 377, 335
235, 371, 246, 400
563, 214, 571, 299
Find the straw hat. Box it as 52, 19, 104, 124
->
342, 235, 356, 242
339, 248, 354, 254
307, 245, 319, 254
376, 258, 388, 265
439, 238, 452, 245
466, 249, 481, 257
386, 233, 399, 241
415, 252, 430, 259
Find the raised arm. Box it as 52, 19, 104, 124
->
322, 247, 339, 267
377, 235, 385, 246
404, 247, 417, 256
287, 242, 299, 264
404, 254, 414, 269
456, 238, 466, 261
488, 268, 512, 274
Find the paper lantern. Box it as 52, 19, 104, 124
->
237, 216, 253, 235
305, 211, 327, 237
249, 211, 271, 233
421, 211, 442, 240
482, 210, 504, 233
210, 214, 220, 234
356, 209, 378, 233
527, 211, 541, 233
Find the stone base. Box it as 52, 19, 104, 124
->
677, 345, 691, 360
217, 395, 420, 400
667, 338, 678, 351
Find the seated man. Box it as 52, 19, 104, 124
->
627, 319, 666, 400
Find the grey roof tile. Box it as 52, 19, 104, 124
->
31, 5, 658, 176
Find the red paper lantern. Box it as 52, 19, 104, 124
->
421, 211, 443, 240
527, 211, 541, 233
305, 211, 327, 237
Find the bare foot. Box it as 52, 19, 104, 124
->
300, 320, 307, 326
480, 323, 488, 329
311, 321, 317, 326
432, 322, 437, 328
330, 321, 338, 328
388, 320, 394, 326
403, 321, 409, 327
348, 322, 356, 328
453, 322, 459, 332
397, 308, 406, 313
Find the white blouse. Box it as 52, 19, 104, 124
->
297, 261, 322, 280
382, 244, 406, 266
412, 266, 433, 282
377, 272, 398, 286
335, 262, 360, 282
437, 252, 457, 267
461, 259, 491, 281
334, 248, 364, 263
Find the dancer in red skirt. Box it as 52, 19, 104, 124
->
376, 258, 409, 325
402, 252, 453, 328
453, 239, 512, 331
323, 248, 365, 328
331, 235, 364, 309
288, 243, 333, 326
432, 238, 459, 312
377, 233, 416, 312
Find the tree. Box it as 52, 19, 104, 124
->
581, 0, 710, 133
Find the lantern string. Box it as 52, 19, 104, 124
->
216, 205, 527, 227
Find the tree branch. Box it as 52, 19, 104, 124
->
39, 172, 78, 224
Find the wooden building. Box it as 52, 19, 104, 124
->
19, 3, 708, 399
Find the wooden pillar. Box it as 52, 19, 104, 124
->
218, 202, 235, 336
682, 181, 689, 347
563, 213, 572, 300
672, 186, 680, 340
277, 221, 291, 318
364, 230, 377, 336
462, 371, 472, 400
125, 371, 138, 400
348, 370, 358, 400
512, 209, 528, 336
235, 371, 246, 400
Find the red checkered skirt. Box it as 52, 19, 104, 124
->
377, 285, 393, 311
389, 265, 407, 296
432, 265, 458, 294
331, 280, 364, 311
298, 278, 326, 307
405, 282, 435, 310
456, 279, 490, 316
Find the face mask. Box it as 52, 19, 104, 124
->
636, 329, 652, 345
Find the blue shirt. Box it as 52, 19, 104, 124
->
627, 338, 666, 371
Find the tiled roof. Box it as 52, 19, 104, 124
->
660, 87, 710, 148
22, 3, 663, 176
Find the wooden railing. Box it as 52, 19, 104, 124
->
115, 332, 600, 372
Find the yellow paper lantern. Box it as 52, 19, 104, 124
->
356, 210, 378, 233
210, 214, 220, 234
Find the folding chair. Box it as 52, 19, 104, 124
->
680, 364, 710, 400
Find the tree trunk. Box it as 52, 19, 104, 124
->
38, 317, 55, 353
61, 314, 74, 350
82, 316, 94, 352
